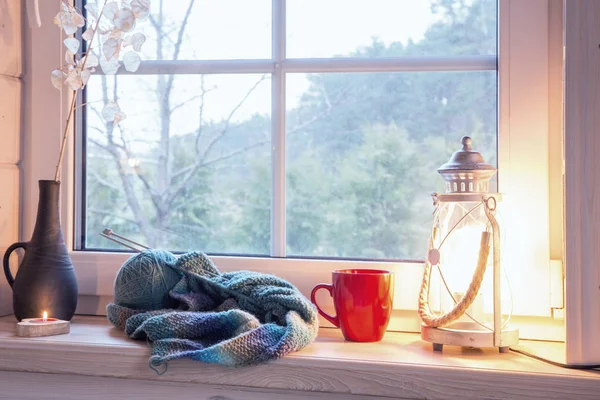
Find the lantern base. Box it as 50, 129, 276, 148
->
421, 322, 519, 353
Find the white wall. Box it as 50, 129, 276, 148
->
0, 0, 23, 316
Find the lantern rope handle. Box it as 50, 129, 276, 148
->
418, 231, 491, 328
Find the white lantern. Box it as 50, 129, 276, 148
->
418, 136, 518, 353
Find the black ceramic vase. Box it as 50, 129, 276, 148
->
3, 180, 78, 321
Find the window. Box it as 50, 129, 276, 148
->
25, 0, 564, 344
78, 0, 498, 261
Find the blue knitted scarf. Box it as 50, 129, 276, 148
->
106, 252, 319, 370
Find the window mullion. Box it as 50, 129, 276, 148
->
103, 59, 276, 75
282, 55, 496, 73
74, 88, 85, 250
74, 0, 85, 250
99, 56, 495, 76
271, 0, 286, 257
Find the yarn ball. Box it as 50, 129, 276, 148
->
114, 249, 182, 310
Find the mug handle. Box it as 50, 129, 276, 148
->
310, 283, 339, 327
3, 242, 27, 288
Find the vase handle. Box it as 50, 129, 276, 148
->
3, 242, 27, 289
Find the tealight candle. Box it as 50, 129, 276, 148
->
16, 311, 70, 337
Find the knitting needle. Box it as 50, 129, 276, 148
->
103, 228, 151, 250
99, 233, 142, 252
99, 229, 222, 279
101, 228, 150, 252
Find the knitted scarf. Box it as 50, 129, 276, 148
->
106, 252, 319, 370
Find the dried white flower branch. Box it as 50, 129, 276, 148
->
52, 0, 150, 181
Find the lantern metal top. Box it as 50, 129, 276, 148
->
437, 136, 497, 194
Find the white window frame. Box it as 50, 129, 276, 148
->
23, 0, 570, 345
563, 0, 600, 365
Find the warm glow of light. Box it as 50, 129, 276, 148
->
42, 311, 48, 322
440, 224, 489, 320
442, 224, 486, 289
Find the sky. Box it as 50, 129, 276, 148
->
87, 0, 445, 131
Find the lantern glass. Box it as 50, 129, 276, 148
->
430, 196, 511, 327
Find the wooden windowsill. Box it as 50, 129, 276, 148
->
0, 315, 598, 400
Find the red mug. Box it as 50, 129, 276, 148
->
311, 269, 394, 342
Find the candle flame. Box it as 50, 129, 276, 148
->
42, 311, 48, 322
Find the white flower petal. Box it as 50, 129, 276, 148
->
107, 28, 124, 40
113, 8, 136, 32
64, 38, 80, 54
65, 70, 83, 90
82, 27, 94, 42
80, 69, 92, 87
84, 3, 98, 19
55, 11, 77, 35
123, 51, 141, 72
103, 2, 119, 20
64, 24, 78, 35
102, 38, 120, 60
54, 4, 71, 30
84, 53, 99, 68
102, 101, 120, 122
54, 3, 85, 35
113, 111, 127, 125
71, 8, 85, 28
99, 57, 121, 75
51, 70, 65, 89
131, 0, 151, 20
130, 32, 146, 52
53, 10, 66, 27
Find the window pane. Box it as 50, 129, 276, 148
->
83, 74, 271, 254
286, 71, 497, 259
84, 0, 271, 60
287, 0, 497, 58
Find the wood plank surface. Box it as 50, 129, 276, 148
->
0, 315, 598, 400
1, 371, 403, 400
